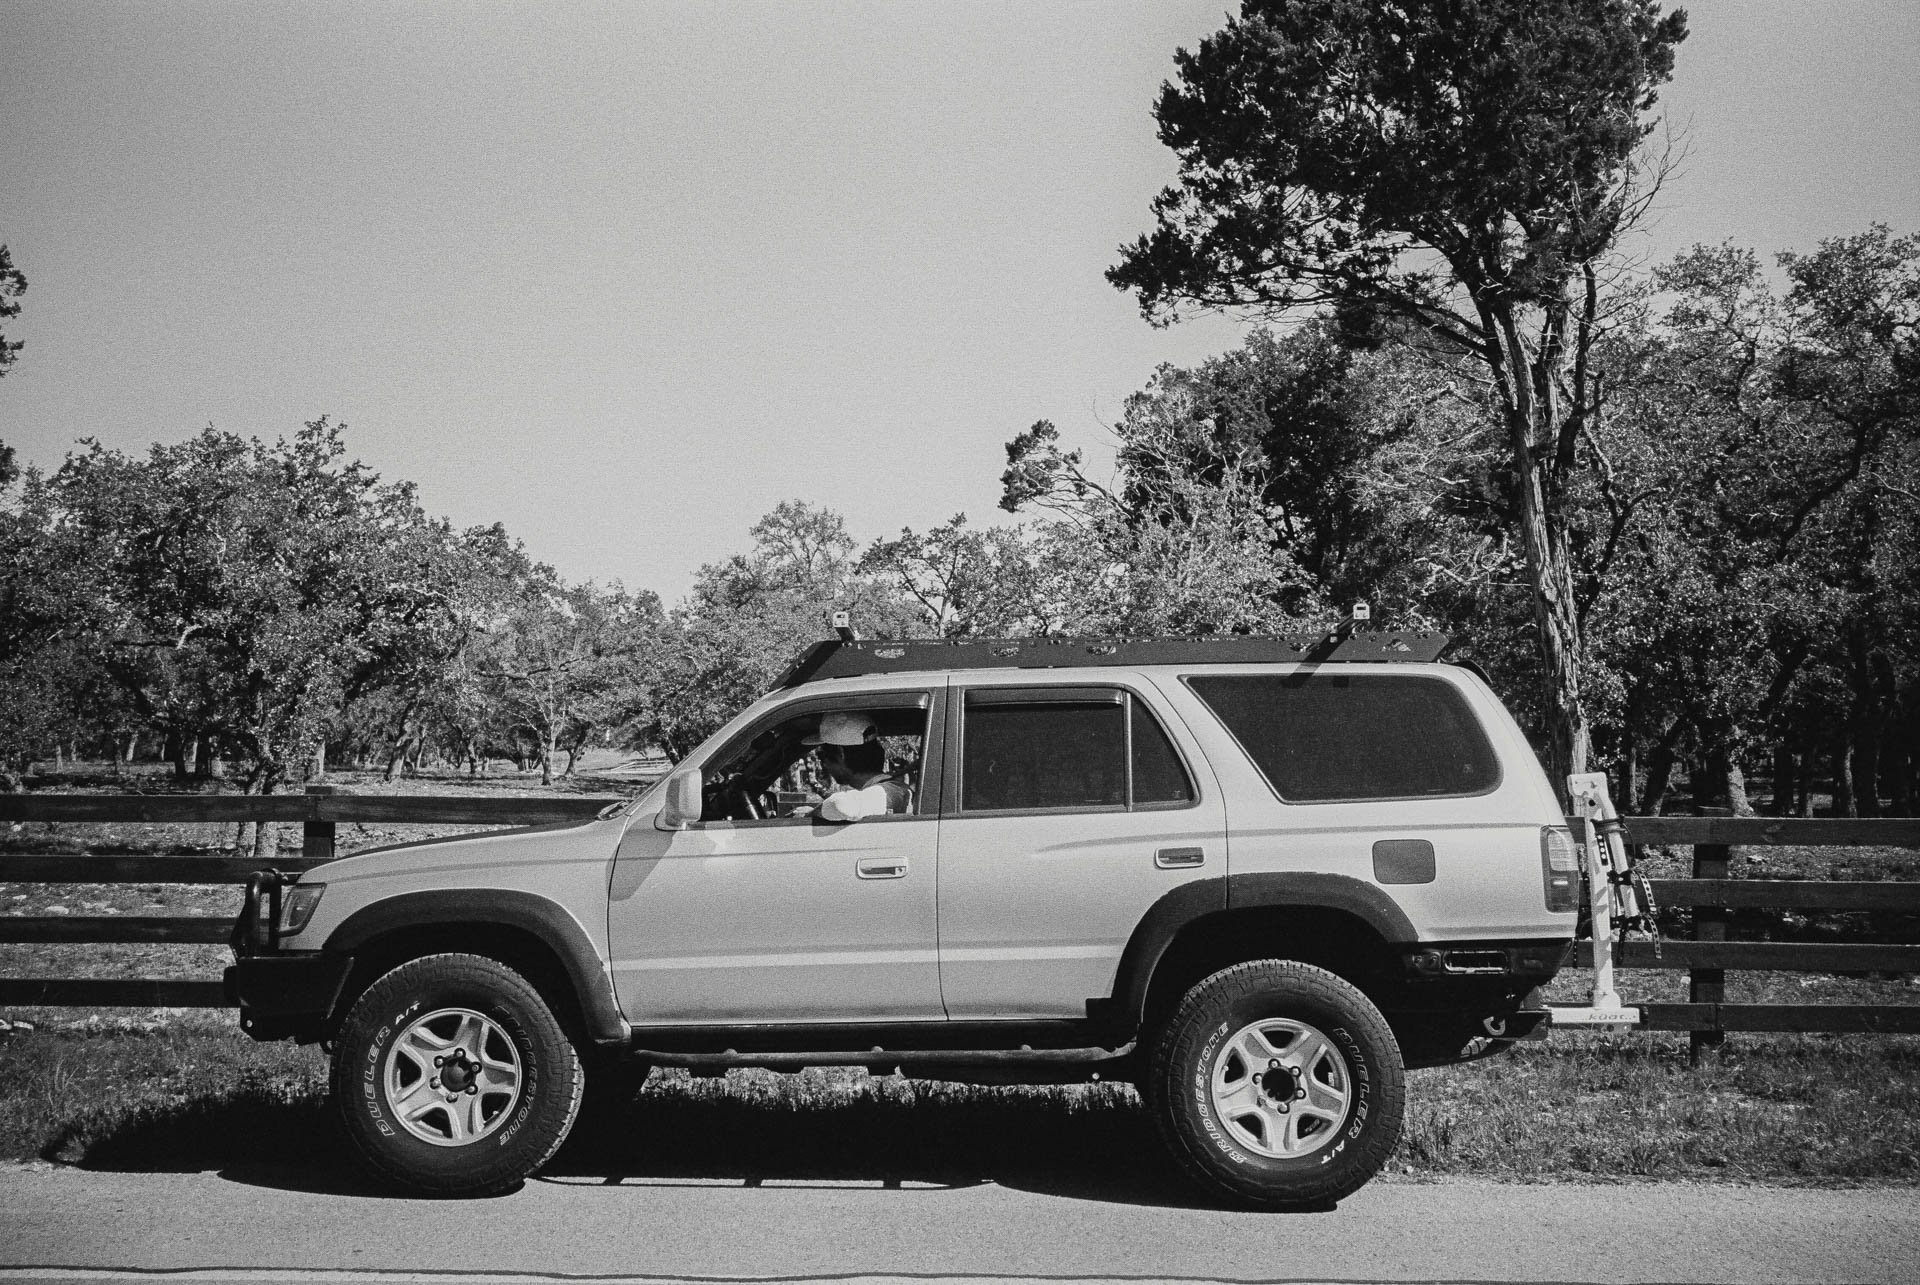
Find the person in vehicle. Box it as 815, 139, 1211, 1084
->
799, 712, 911, 821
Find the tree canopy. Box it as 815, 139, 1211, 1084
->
1107, 0, 1689, 788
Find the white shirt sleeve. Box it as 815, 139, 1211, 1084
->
819, 782, 891, 822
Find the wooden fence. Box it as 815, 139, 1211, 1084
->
2, 792, 1916, 1048
0, 786, 615, 1009
1570, 815, 1920, 1057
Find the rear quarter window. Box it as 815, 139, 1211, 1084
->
1184, 673, 1500, 803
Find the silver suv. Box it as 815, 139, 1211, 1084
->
228, 633, 1577, 1207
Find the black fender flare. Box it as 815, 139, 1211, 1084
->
1103, 872, 1418, 1037
326, 889, 626, 1044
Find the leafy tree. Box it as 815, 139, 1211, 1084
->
860, 515, 1067, 637
624, 502, 920, 759
1108, 0, 1688, 786
1002, 411, 1324, 636
0, 243, 27, 485
1770, 227, 1920, 814
46, 421, 463, 806
1579, 229, 1920, 815
342, 521, 536, 780
479, 579, 658, 784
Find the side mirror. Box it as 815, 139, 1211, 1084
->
656, 767, 702, 830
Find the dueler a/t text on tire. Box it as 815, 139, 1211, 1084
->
330, 952, 583, 1197
1149, 960, 1405, 1209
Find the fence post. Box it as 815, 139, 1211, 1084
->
303, 784, 336, 865
1691, 811, 1732, 1064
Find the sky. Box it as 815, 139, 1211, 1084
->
2, 0, 1916, 601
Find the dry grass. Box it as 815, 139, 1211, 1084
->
1400, 1031, 1920, 1183
1, 1025, 1915, 1188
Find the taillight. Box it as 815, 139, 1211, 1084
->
1541, 825, 1579, 913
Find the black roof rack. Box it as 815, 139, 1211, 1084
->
773, 631, 1452, 688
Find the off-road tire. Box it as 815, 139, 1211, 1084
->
1148, 960, 1404, 1209
330, 952, 583, 1197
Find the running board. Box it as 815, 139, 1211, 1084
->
630, 1042, 1135, 1072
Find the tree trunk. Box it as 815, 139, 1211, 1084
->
1833, 730, 1857, 818
1770, 742, 1797, 817
1615, 697, 1641, 811
539, 736, 554, 786
195, 732, 221, 781
311, 741, 327, 782
1638, 717, 1687, 815
1696, 720, 1755, 817
123, 732, 139, 768
1887, 736, 1914, 818
1884, 685, 1915, 817
1852, 712, 1883, 817
1512, 458, 1589, 795
167, 729, 189, 782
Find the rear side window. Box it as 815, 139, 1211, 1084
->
1184, 674, 1499, 803
1131, 700, 1195, 806
961, 690, 1195, 813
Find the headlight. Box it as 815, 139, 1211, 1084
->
280, 883, 326, 934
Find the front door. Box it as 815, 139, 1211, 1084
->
607, 688, 945, 1026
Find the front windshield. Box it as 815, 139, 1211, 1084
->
607, 691, 790, 819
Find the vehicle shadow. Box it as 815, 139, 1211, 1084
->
47, 1071, 1226, 1209
542, 1075, 1220, 1209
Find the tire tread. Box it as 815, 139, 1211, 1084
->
1147, 959, 1404, 1209
330, 952, 583, 1197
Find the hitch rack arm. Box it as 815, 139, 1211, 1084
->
1549, 773, 1644, 1029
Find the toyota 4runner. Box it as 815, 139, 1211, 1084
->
227, 632, 1579, 1207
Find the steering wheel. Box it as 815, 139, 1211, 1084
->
723, 783, 761, 821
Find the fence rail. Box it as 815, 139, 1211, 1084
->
1, 792, 1916, 1046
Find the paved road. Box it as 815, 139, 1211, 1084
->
2, 1163, 1916, 1285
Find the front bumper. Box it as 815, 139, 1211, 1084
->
224, 952, 353, 1042
227, 869, 351, 1042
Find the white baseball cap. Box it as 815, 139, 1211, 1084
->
803, 712, 877, 746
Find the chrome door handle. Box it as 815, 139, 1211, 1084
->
1155, 846, 1205, 869
856, 858, 908, 879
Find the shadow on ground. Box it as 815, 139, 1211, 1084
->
43, 1072, 1223, 1209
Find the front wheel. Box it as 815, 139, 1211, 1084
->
1148, 960, 1404, 1209
330, 953, 583, 1196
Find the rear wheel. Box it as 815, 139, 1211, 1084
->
1148, 960, 1404, 1209
331, 953, 583, 1196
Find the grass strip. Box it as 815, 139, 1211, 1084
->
2, 1026, 1915, 1188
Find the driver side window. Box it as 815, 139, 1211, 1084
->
696, 695, 934, 826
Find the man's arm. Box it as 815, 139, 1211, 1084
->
819, 782, 891, 822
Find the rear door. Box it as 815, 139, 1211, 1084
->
935, 680, 1225, 1020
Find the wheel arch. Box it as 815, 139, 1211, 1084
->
1107, 873, 1416, 1039
324, 890, 627, 1045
